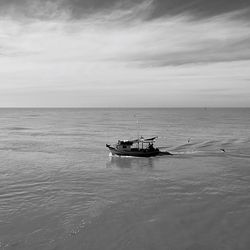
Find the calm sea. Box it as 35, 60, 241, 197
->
0, 108, 250, 250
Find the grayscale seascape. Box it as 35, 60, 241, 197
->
0, 108, 250, 250
1, 0, 250, 249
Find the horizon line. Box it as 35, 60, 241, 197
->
0, 107, 249, 109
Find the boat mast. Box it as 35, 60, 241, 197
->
137, 119, 139, 149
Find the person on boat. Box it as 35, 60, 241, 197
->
148, 143, 154, 151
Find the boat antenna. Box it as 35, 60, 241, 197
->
137, 119, 139, 141
134, 114, 140, 149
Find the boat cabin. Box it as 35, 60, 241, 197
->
116, 140, 133, 151
116, 137, 158, 151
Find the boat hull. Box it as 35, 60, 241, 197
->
106, 145, 160, 157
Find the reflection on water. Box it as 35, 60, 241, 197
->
106, 156, 155, 169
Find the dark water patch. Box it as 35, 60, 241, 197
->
227, 153, 250, 159
4, 127, 31, 131
29, 132, 95, 137
0, 190, 31, 200
0, 146, 56, 154
0, 140, 58, 154
26, 114, 40, 117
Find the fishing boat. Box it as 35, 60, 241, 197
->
106, 136, 160, 157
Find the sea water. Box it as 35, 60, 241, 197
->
0, 108, 250, 250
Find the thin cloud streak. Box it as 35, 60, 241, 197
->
1, 0, 250, 20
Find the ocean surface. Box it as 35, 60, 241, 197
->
0, 108, 250, 250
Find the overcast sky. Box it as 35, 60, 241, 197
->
0, 0, 250, 107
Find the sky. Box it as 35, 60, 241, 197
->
0, 0, 250, 107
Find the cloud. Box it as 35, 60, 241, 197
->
149, 0, 250, 20
108, 12, 250, 67
1, 0, 250, 21
1, 5, 250, 66
0, 0, 250, 107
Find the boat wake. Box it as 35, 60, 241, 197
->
158, 151, 173, 156
160, 137, 250, 158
